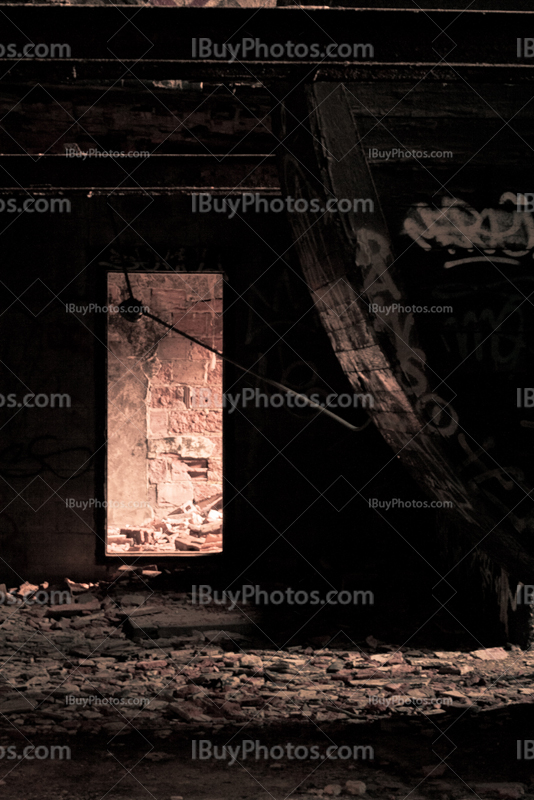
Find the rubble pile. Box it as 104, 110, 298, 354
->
0, 577, 531, 739
107, 494, 223, 554
297, 780, 528, 800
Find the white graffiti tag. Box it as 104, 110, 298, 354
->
403, 193, 534, 266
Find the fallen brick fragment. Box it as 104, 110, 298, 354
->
345, 780, 367, 795
471, 647, 509, 661
472, 784, 525, 799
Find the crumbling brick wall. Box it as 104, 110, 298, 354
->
107, 272, 223, 531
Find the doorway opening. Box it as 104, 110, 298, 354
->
105, 271, 223, 556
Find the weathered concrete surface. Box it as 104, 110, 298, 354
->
107, 359, 150, 527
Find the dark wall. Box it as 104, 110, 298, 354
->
0, 197, 426, 586
0, 194, 524, 644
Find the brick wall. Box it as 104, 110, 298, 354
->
107, 272, 223, 535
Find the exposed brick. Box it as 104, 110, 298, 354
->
207, 307, 222, 326
206, 316, 223, 337
150, 386, 185, 408
169, 410, 222, 435
182, 276, 216, 302
172, 311, 208, 338
157, 481, 194, 506
148, 459, 167, 484
189, 469, 208, 481
151, 289, 188, 311
190, 387, 222, 410
188, 300, 212, 313
109, 273, 226, 539
172, 361, 207, 386
207, 363, 223, 387
183, 458, 208, 468
209, 299, 223, 316
152, 361, 173, 384
193, 482, 223, 502
180, 435, 215, 458
157, 335, 192, 361
191, 343, 210, 360
209, 437, 223, 459
171, 459, 192, 481
147, 435, 214, 458
213, 277, 224, 300
191, 299, 222, 316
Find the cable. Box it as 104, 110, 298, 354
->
107, 222, 370, 433
141, 308, 370, 433
122, 267, 134, 302
107, 208, 135, 301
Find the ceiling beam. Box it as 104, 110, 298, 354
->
0, 153, 280, 192
0, 7, 532, 81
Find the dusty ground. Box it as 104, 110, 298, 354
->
0, 573, 532, 799
1, 716, 534, 800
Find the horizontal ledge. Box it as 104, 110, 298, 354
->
0, 154, 279, 188
3, 60, 534, 67
0, 153, 278, 158
0, 9, 530, 76
0, 186, 282, 194
3, 64, 534, 82
0, 5, 533, 11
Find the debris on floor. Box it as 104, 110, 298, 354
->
0, 577, 531, 738
107, 494, 223, 554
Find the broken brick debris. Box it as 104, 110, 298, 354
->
0, 578, 531, 743
107, 494, 223, 554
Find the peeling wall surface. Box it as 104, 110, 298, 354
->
107, 272, 223, 536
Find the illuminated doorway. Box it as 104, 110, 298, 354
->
106, 272, 223, 556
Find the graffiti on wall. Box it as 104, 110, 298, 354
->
403, 193, 534, 268
357, 218, 534, 533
